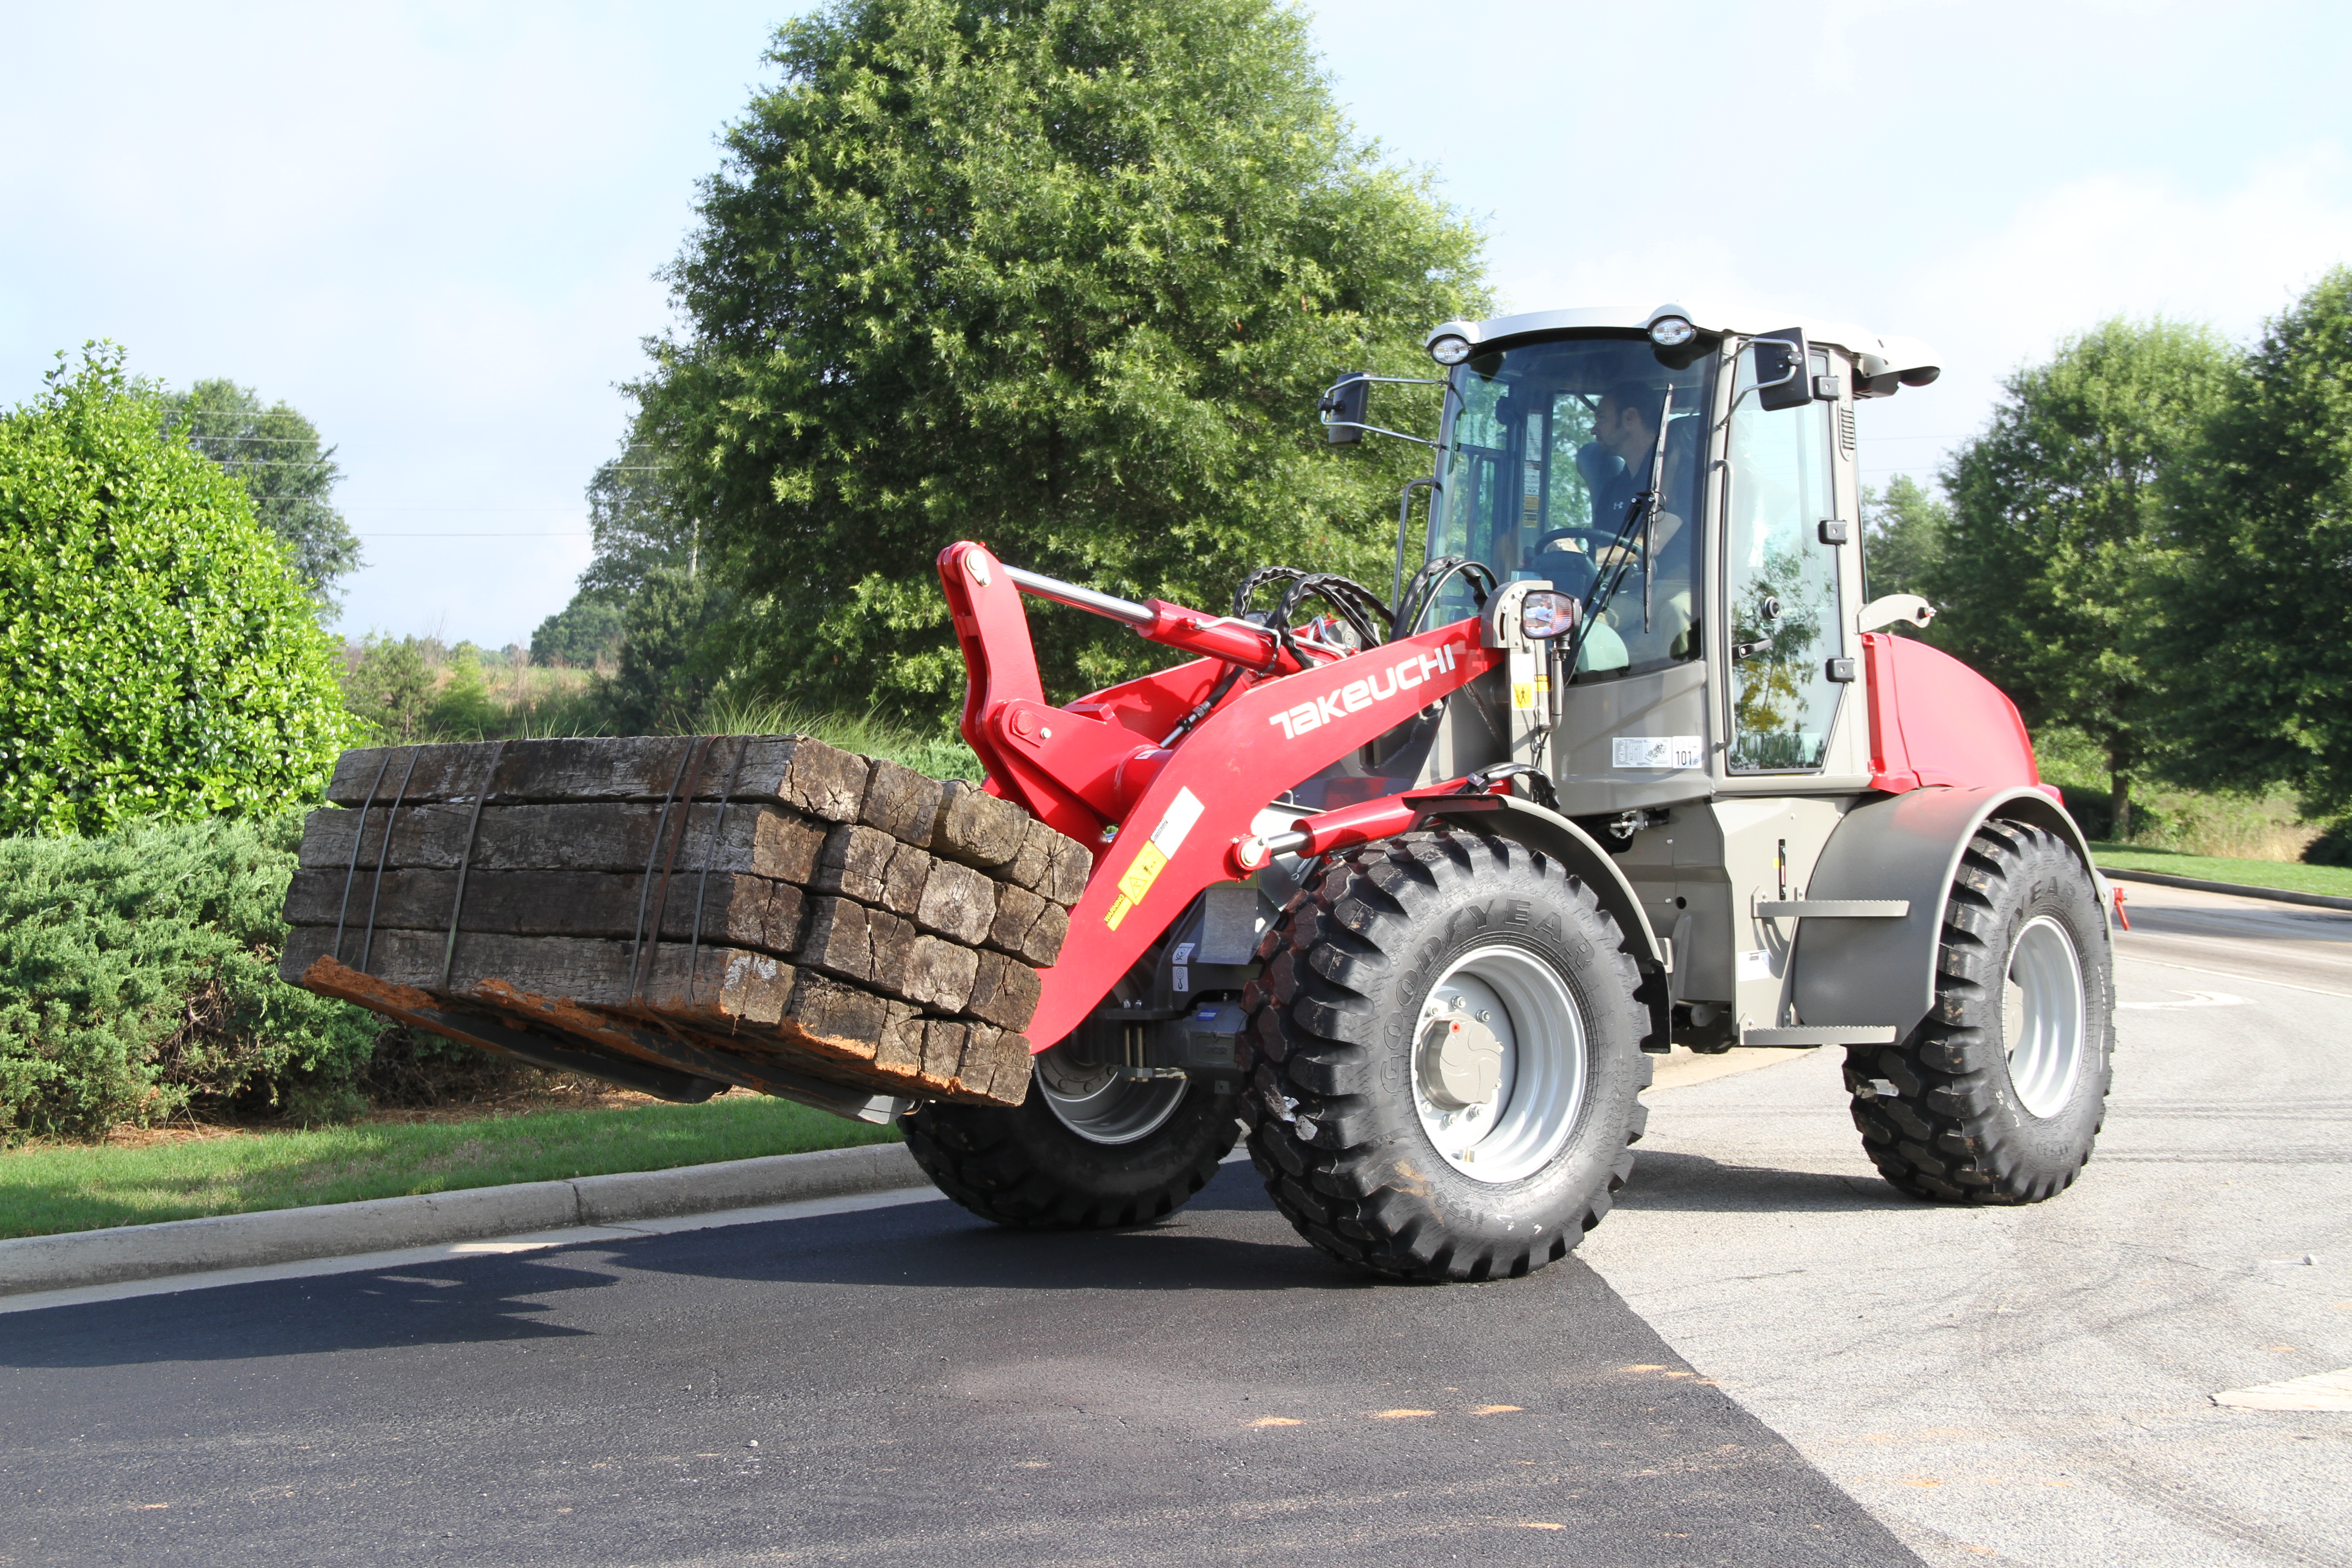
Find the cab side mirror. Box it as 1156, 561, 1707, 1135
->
1521, 590, 1581, 640
1319, 372, 1369, 445
1752, 329, 1812, 412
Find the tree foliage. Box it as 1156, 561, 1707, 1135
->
2152, 268, 2352, 817
341, 634, 439, 742
1860, 474, 1948, 603
595, 568, 736, 735
0, 347, 356, 837
580, 440, 699, 598
160, 378, 362, 612
530, 435, 699, 671
1930, 319, 2231, 834
637, 0, 1488, 717
530, 596, 628, 669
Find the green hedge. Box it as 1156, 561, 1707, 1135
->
0, 813, 385, 1142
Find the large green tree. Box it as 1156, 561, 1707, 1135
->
530, 434, 700, 670
1859, 474, 1949, 603
2152, 268, 2352, 818
637, 0, 1488, 717
0, 347, 354, 835
1930, 318, 2231, 836
596, 568, 737, 735
160, 378, 362, 612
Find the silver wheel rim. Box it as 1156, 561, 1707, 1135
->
1410, 944, 1587, 1184
2002, 915, 2086, 1119
1035, 1049, 1187, 1145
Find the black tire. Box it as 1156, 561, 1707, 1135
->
1237, 829, 1654, 1283
899, 1068, 1240, 1230
1846, 818, 2113, 1204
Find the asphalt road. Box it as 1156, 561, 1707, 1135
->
1, 1172, 1915, 1567
3, 881, 2343, 1568
1583, 878, 2352, 1568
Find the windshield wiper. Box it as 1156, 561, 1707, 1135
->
1563, 384, 1675, 670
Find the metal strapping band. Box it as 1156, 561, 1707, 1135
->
633, 736, 717, 1003
333, 750, 398, 965
359, 745, 425, 975
685, 735, 752, 1004
627, 743, 701, 990
440, 740, 507, 991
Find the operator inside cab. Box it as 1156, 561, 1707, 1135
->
1429, 338, 1705, 682
1536, 382, 1698, 675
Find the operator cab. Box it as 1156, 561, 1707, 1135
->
1395, 304, 1940, 813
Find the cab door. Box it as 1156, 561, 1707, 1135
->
1721, 344, 1847, 774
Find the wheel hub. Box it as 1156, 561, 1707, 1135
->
1418, 1011, 1504, 1108
1036, 1045, 1188, 1146
1409, 947, 1588, 1184
2002, 915, 2086, 1119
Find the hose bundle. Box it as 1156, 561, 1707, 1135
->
1157, 557, 1499, 747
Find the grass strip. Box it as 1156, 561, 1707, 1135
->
2090, 844, 2352, 899
0, 1096, 897, 1241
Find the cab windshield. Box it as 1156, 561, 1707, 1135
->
1427, 336, 1710, 680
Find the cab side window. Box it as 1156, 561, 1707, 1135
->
1725, 348, 1843, 771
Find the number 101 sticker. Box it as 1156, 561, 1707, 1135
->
1612, 735, 1704, 770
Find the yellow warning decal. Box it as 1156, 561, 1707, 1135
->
1101, 786, 1205, 930
1115, 842, 1169, 904
1511, 681, 1537, 710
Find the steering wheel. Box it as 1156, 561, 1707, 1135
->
1531, 527, 1612, 555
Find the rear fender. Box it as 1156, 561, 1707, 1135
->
1792, 785, 2103, 1038
1411, 792, 1671, 1054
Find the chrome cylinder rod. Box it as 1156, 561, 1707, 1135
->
1005, 565, 1155, 627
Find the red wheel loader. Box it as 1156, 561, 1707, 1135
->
900, 303, 2114, 1282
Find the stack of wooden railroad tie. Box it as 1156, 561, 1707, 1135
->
279, 735, 1090, 1111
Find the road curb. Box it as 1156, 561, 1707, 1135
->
2099, 865, 2352, 913
0, 1141, 925, 1298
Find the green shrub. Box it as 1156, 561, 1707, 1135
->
2305, 825, 2352, 868
428, 645, 502, 737
0, 813, 384, 1142
0, 345, 357, 836
341, 633, 438, 742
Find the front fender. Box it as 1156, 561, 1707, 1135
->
1793, 784, 2102, 1038
1412, 792, 1670, 1053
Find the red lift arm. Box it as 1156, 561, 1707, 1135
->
936, 541, 1504, 1049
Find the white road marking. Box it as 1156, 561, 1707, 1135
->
2115, 951, 2352, 1001
2117, 989, 2248, 1010
2214, 1368, 2352, 1411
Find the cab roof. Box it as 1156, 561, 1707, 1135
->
1424, 302, 1940, 390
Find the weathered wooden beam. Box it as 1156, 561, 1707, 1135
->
326, 735, 872, 820
295, 800, 829, 882
284, 867, 806, 956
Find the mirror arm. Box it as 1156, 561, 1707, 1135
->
1393, 477, 1438, 612
1323, 421, 1437, 447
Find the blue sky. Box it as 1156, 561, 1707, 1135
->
4, 1, 2347, 649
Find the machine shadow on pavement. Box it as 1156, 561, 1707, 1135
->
0, 1257, 623, 1369
1616, 1148, 1919, 1215
0, 1173, 1376, 1371
1, 1149, 1939, 1372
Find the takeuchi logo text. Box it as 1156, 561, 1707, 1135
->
1266, 645, 1458, 740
